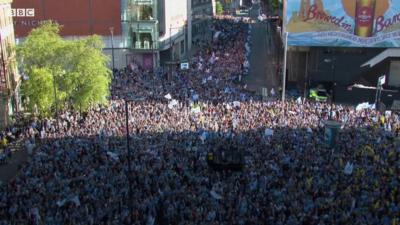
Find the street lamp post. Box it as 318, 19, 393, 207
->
169, 25, 173, 61
275, 20, 282, 86
304, 52, 309, 99
110, 27, 115, 73
52, 70, 65, 130
124, 99, 134, 214
375, 75, 386, 110
282, 32, 288, 101
324, 56, 336, 120
52, 74, 59, 129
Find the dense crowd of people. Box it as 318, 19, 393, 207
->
0, 17, 399, 225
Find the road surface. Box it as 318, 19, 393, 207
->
244, 3, 279, 97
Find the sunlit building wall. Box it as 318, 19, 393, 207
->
0, 0, 19, 129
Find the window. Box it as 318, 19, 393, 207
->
181, 40, 185, 54
132, 32, 154, 49
132, 31, 137, 44
140, 33, 153, 49
138, 5, 153, 20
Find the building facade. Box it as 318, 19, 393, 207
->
280, 1, 400, 107
222, 0, 241, 13
12, 0, 122, 37
0, 0, 19, 129
127, 0, 190, 69
12, 0, 129, 69
11, 0, 192, 70
191, 0, 213, 45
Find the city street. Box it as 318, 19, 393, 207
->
244, 3, 279, 97
1, 1, 400, 224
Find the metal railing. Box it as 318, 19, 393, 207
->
131, 0, 153, 5
158, 30, 185, 51
132, 41, 158, 50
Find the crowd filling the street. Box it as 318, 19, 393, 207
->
0, 18, 399, 225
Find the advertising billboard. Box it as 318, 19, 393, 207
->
11, 0, 121, 37
285, 0, 400, 47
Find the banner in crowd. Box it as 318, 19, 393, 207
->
284, 0, 400, 47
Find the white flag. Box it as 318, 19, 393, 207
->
296, 97, 302, 104
164, 93, 172, 100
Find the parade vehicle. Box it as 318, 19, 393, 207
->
309, 87, 329, 102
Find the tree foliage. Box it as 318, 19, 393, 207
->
216, 1, 224, 15
17, 22, 111, 117
21, 67, 54, 116
271, 0, 280, 10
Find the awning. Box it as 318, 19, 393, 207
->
361, 49, 400, 68
347, 83, 398, 93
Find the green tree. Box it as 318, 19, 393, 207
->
64, 36, 111, 111
271, 0, 280, 10
17, 22, 111, 117
22, 67, 55, 116
216, 1, 224, 15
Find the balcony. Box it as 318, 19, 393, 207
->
158, 29, 185, 51
131, 0, 154, 5
133, 40, 158, 50
128, 1, 156, 22
131, 22, 159, 51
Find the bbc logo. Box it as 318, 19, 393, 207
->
11, 8, 35, 17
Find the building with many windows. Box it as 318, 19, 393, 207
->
191, 0, 214, 45
126, 0, 190, 69
12, 0, 192, 70
12, 0, 127, 69
222, 0, 242, 13
0, 0, 19, 129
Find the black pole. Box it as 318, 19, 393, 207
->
375, 83, 380, 110
377, 84, 383, 110
170, 25, 172, 61
304, 51, 309, 99
375, 82, 379, 109
53, 74, 59, 130
125, 100, 134, 214
330, 57, 336, 120
110, 27, 115, 72
276, 24, 281, 81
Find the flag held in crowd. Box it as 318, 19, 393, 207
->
210, 190, 222, 200
344, 162, 354, 175
164, 93, 172, 100
264, 128, 274, 137
107, 151, 119, 161
168, 99, 179, 109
